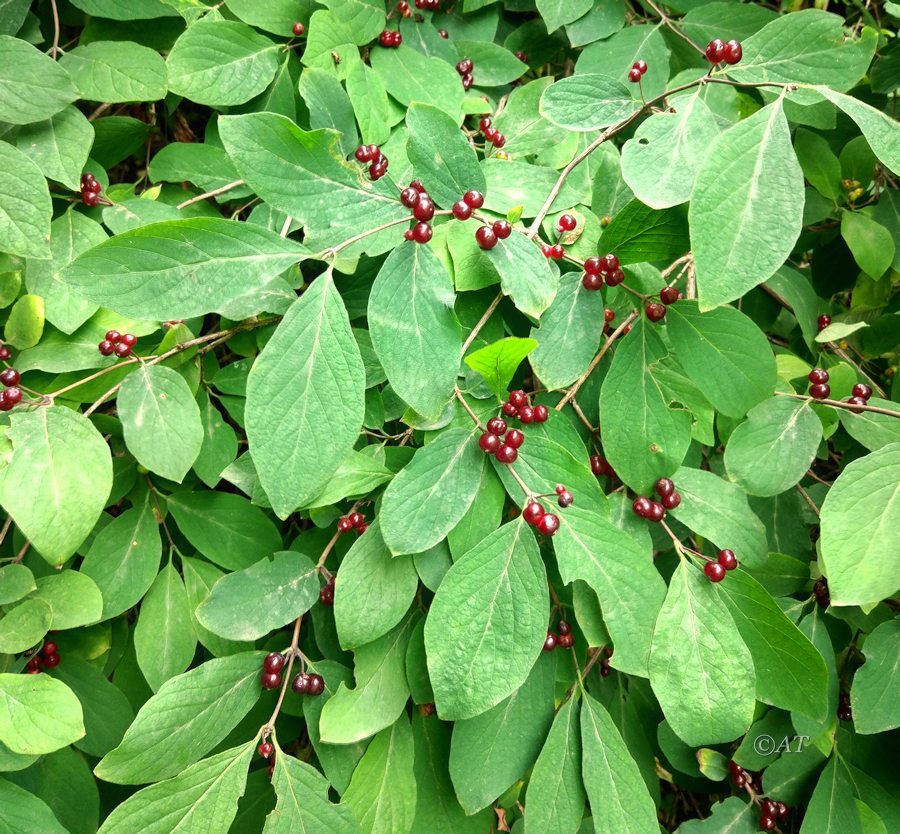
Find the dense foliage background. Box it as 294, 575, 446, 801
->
0, 0, 898, 832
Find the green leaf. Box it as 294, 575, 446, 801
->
621, 89, 720, 209
0, 598, 52, 654
485, 230, 560, 319
820, 442, 900, 606
4, 294, 44, 350
15, 106, 94, 192
117, 364, 203, 483
59, 41, 167, 102
0, 141, 52, 260
464, 337, 538, 401
449, 651, 556, 813
148, 142, 247, 196
850, 618, 900, 734
345, 59, 391, 146
380, 427, 484, 556
794, 128, 842, 201
577, 23, 670, 99
724, 397, 821, 496
168, 491, 283, 571
425, 520, 547, 720
193, 393, 239, 487
406, 103, 486, 207
841, 212, 895, 278
523, 697, 584, 834
80, 501, 162, 619
537, 0, 593, 32
669, 467, 769, 568
343, 717, 415, 834
369, 45, 465, 120
95, 652, 264, 785
319, 614, 416, 745
334, 522, 418, 649
61, 217, 308, 320
307, 450, 393, 508
263, 742, 360, 833
0, 564, 35, 605
800, 757, 865, 834
667, 301, 777, 417
302, 8, 381, 70
0, 407, 111, 566
368, 242, 461, 418
554, 507, 666, 677
649, 560, 756, 746
245, 273, 365, 518
690, 101, 804, 310
598, 200, 690, 265
167, 20, 279, 106
0, 674, 85, 755
675, 796, 759, 834
0, 35, 77, 125
721, 570, 828, 720
96, 742, 254, 834
599, 319, 692, 494
540, 74, 640, 131
196, 551, 319, 641
134, 563, 196, 692
580, 693, 659, 834
30, 570, 103, 629
0, 778, 68, 834
299, 67, 359, 160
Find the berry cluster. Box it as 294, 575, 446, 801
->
838, 691, 852, 722
80, 172, 102, 206
478, 116, 506, 149
846, 381, 872, 412
98, 330, 137, 358
415, 0, 440, 8
703, 549, 738, 583
337, 510, 368, 535
581, 253, 624, 291
291, 670, 325, 696
25, 641, 60, 674
291, 22, 305, 35
354, 143, 389, 181
257, 740, 274, 760
0, 367, 22, 412
500, 388, 549, 424
478, 417, 525, 464
522, 484, 572, 539
378, 29, 402, 47
400, 180, 435, 243
397, 0, 411, 15
807, 367, 830, 400
727, 759, 754, 789
456, 57, 474, 91
319, 574, 335, 606
598, 646, 613, 677
514, 50, 528, 63
543, 619, 574, 651
645, 284, 681, 322
705, 38, 742, 65
632, 477, 681, 523
757, 797, 790, 831
628, 59, 647, 83
816, 313, 831, 332
259, 651, 325, 697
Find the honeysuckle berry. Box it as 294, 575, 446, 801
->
661, 491, 681, 510
817, 314, 831, 332
0, 393, 11, 412
810, 383, 830, 400
543, 631, 557, 651
411, 222, 432, 243
105, 330, 121, 343
508, 390, 527, 408
660, 286, 679, 305
357, 523, 369, 534
403, 230, 415, 241
851, 383, 872, 400
261, 671, 282, 690
355, 145, 373, 163
483, 125, 498, 143
397, 1, 411, 16
462, 73, 474, 91
704, 561, 726, 582
646, 502, 666, 522
452, 200, 473, 220
557, 490, 573, 508
43, 653, 60, 668
776, 802, 789, 819
121, 333, 138, 347
99, 340, 115, 356
604, 308, 615, 323
258, 741, 274, 758
292, 22, 305, 35
705, 38, 726, 63
632, 496, 652, 517
495, 444, 518, 464
475, 226, 497, 249
0, 346, 10, 361
518, 405, 535, 424
654, 478, 674, 497
291, 673, 310, 694
478, 432, 500, 454
515, 50, 528, 62
492, 133, 506, 148
486, 417, 507, 435
717, 549, 738, 570
601, 253, 619, 272
724, 39, 742, 64
628, 67, 642, 82
591, 454, 614, 477
808, 368, 829, 384
307, 674, 325, 696
548, 243, 564, 259
501, 401, 518, 417
379, 30, 401, 47
479, 116, 492, 132
533, 404, 549, 422
759, 816, 776, 832
370, 162, 388, 181
605, 268, 625, 286
347, 511, 363, 527
557, 632, 574, 648
633, 60, 647, 74
557, 214, 576, 232
646, 303, 666, 322
456, 58, 473, 75
523, 501, 545, 525
582, 272, 603, 291
83, 191, 100, 206
263, 652, 285, 673
537, 513, 560, 536
493, 220, 511, 239
505, 428, 525, 448
584, 256, 602, 274
338, 517, 354, 533
813, 578, 829, 607
0, 369, 20, 387
319, 582, 334, 605
463, 190, 484, 208
400, 187, 419, 208
846, 395, 866, 412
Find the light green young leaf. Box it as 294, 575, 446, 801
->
307, 450, 393, 508
15, 106, 94, 192
368, 242, 461, 419
346, 59, 391, 146
96, 652, 264, 785
649, 561, 756, 746
690, 100, 804, 310
0, 141, 52, 260
464, 337, 538, 401
841, 212, 895, 278
0, 777, 68, 834
540, 74, 640, 131
61, 217, 308, 320
485, 230, 560, 319
537, 0, 593, 32
97, 742, 254, 834
30, 570, 103, 629
60, 41, 167, 102
453, 40, 527, 86
0, 564, 35, 605
0, 407, 111, 566
820, 442, 900, 606
0, 674, 85, 755
369, 45, 465, 120
425, 520, 547, 720
0, 598, 52, 654
118, 364, 203, 483
380, 427, 484, 556
4, 293, 44, 350
245, 273, 366, 518
0, 35, 77, 125
851, 619, 900, 734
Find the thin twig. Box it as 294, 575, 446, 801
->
49, 0, 61, 58
773, 390, 900, 419
263, 614, 303, 735
87, 102, 112, 122
796, 483, 820, 517
0, 516, 11, 548
176, 179, 245, 210
643, 0, 705, 55
461, 291, 503, 356
279, 215, 293, 238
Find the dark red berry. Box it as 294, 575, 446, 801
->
557, 490, 573, 508
733, 772, 747, 787
120, 333, 137, 347
0, 347, 10, 360
660, 286, 679, 305
475, 226, 497, 249
647, 502, 666, 523
851, 383, 872, 400
846, 395, 867, 412
43, 653, 60, 668
808, 368, 829, 384
456, 58, 473, 75
543, 631, 557, 652
319, 584, 334, 605
547, 244, 564, 259
419, 702, 436, 716
645, 303, 666, 322
523, 501, 545, 525
505, 428, 524, 448
605, 268, 625, 286
555, 484, 566, 495
98, 340, 115, 356
518, 405, 534, 424
307, 674, 325, 696
261, 671, 281, 689
258, 741, 274, 758
717, 549, 738, 570
502, 401, 518, 417
479, 117, 492, 132
486, 417, 507, 435
409, 180, 425, 193
105, 330, 121, 343
584, 256, 603, 275
411, 222, 432, 243
556, 620, 571, 635
400, 187, 419, 208
654, 478, 674, 497
601, 253, 619, 272
776, 802, 789, 819
369, 161, 388, 180
355, 145, 373, 163
633, 59, 647, 74
604, 308, 615, 323
661, 491, 681, 510
0, 369, 19, 387
705, 39, 726, 63
0, 393, 10, 412
478, 432, 500, 454
463, 190, 484, 208
42, 642, 57, 656
632, 496, 652, 518
759, 816, 776, 832
628, 67, 642, 83
347, 511, 363, 527
338, 517, 354, 533
724, 40, 742, 65
461, 73, 474, 91
263, 652, 285, 673
590, 454, 613, 477
483, 126, 498, 143
403, 230, 415, 241
557, 632, 574, 648
87, 180, 102, 194
292, 22, 305, 36
83, 191, 99, 206
813, 578, 829, 607
761, 800, 778, 819
508, 390, 527, 408
492, 133, 506, 149
26, 656, 42, 671
515, 50, 528, 62
810, 383, 830, 400
357, 523, 369, 535
704, 562, 726, 583
492, 220, 511, 239
533, 404, 549, 423
495, 444, 518, 464
557, 214, 576, 232
452, 200, 473, 220
537, 513, 560, 536
582, 272, 603, 291
291, 673, 310, 694
413, 197, 435, 222
817, 314, 831, 332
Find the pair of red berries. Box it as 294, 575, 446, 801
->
415, 0, 440, 8
291, 22, 305, 36
478, 116, 507, 149
319, 574, 335, 606
846, 381, 872, 412
581, 253, 625, 291
703, 549, 738, 583
632, 477, 680, 522
354, 143, 389, 181
25, 641, 60, 674
337, 510, 368, 535
478, 416, 525, 464
500, 388, 549, 425
543, 620, 573, 651
757, 798, 790, 832
397, 0, 411, 16
807, 367, 830, 400
0, 368, 22, 412
816, 313, 831, 332
379, 29, 402, 47
456, 57, 474, 90
474, 218, 512, 250
400, 180, 436, 243
590, 453, 616, 479
627, 59, 648, 83
705, 38, 742, 65
292, 671, 325, 696
522, 488, 570, 539
99, 330, 137, 358
80, 172, 102, 206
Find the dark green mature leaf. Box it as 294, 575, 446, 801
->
369, 45, 465, 119
649, 561, 756, 746
334, 522, 418, 649
425, 520, 547, 720
368, 242, 461, 418
725, 397, 821, 496
690, 100, 804, 310
0, 141, 52, 260
820, 443, 900, 606
667, 301, 776, 418
540, 74, 640, 131
61, 218, 307, 320
380, 427, 484, 555
96, 742, 254, 834
346, 59, 391, 146
523, 697, 584, 834
0, 674, 85, 755
676, 797, 759, 834
96, 652, 263, 785
554, 507, 665, 677
245, 273, 366, 518
168, 491, 283, 570
599, 319, 692, 494
0, 778, 68, 834
15, 106, 94, 192
850, 618, 900, 734
449, 651, 556, 813
0, 35, 77, 125
580, 693, 659, 834
60, 41, 167, 102
799, 756, 865, 834
841, 212, 894, 278
599, 201, 689, 267
299, 67, 359, 160
537, 0, 592, 32
485, 231, 560, 319
813, 87, 900, 172
465, 337, 537, 400
197, 551, 320, 641
0, 407, 111, 566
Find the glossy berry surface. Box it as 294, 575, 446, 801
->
582, 272, 603, 291
261, 671, 282, 690
557, 490, 573, 508
452, 200, 473, 220
810, 383, 830, 400
536, 513, 560, 536
632, 496, 652, 517
292, 22, 305, 35
851, 383, 872, 400
258, 741, 274, 758
411, 222, 432, 243
43, 653, 60, 668
628, 67, 642, 82
307, 674, 325, 696
547, 243, 564, 259
660, 286, 679, 305
505, 428, 524, 448
543, 631, 557, 652
508, 390, 527, 408
263, 652, 285, 673
808, 368, 829, 384
98, 340, 115, 356
492, 220, 511, 239
584, 256, 602, 274
645, 303, 667, 322
654, 478, 674, 497
557, 213, 576, 231
495, 444, 518, 464
605, 268, 625, 286
724, 39, 742, 64
0, 369, 19, 387
704, 561, 726, 582
475, 226, 497, 249
478, 432, 501, 454
661, 491, 681, 510
463, 190, 484, 208
817, 314, 831, 332
291, 673, 310, 694
533, 404, 549, 423
523, 501, 545, 525
486, 417, 507, 435
705, 38, 726, 62
717, 549, 738, 570
413, 198, 435, 221
518, 405, 534, 424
